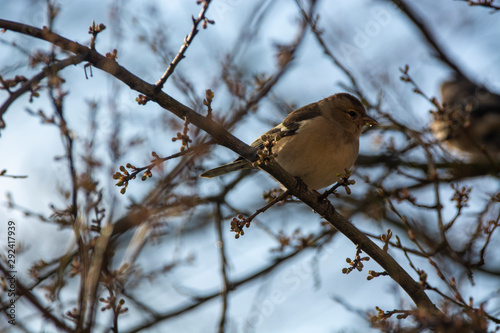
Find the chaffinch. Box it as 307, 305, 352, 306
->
201, 93, 378, 189
431, 77, 500, 161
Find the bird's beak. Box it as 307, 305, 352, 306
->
361, 115, 378, 127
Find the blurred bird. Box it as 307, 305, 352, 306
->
431, 77, 500, 161
200, 93, 378, 190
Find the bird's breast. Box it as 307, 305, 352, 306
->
273, 127, 359, 189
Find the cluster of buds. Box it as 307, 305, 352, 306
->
69, 256, 82, 278
342, 246, 370, 274
372, 306, 410, 322
106, 49, 118, 61
0, 75, 40, 103
113, 163, 153, 194
113, 164, 135, 194
99, 296, 128, 314
113, 152, 162, 194
337, 169, 355, 195
319, 169, 355, 200
136, 94, 149, 105
417, 268, 429, 288
252, 134, 281, 167
230, 214, 249, 239
88, 21, 106, 35
88, 21, 106, 50
172, 118, 192, 151
451, 184, 471, 209
367, 270, 388, 281
196, 1, 215, 29
380, 229, 393, 252
28, 259, 49, 280
203, 89, 214, 118
65, 307, 80, 321
399, 64, 428, 98
0, 75, 27, 89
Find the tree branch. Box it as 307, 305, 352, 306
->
388, 0, 471, 80
154, 0, 213, 91
462, 0, 500, 11
0, 18, 439, 314
0, 54, 86, 129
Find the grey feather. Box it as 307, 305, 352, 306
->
281, 101, 321, 128
199, 159, 252, 178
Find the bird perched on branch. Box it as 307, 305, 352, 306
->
431, 77, 500, 161
201, 93, 378, 190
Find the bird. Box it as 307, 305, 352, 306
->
431, 76, 500, 161
200, 93, 378, 190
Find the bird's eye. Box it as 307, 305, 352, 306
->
347, 110, 357, 118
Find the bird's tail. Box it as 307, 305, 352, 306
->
200, 159, 251, 178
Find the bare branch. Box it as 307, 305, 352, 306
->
0, 54, 85, 129
215, 203, 229, 333
154, 0, 214, 91
462, 0, 500, 11
388, 0, 471, 80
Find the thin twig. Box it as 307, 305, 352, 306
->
388, 0, 471, 79
0, 171, 27, 179
154, 0, 213, 91
221, 0, 315, 130
296, 0, 362, 98
0, 262, 73, 332
477, 209, 500, 266
426, 283, 500, 324
461, 0, 500, 11
230, 190, 291, 238
0, 54, 86, 129
215, 203, 229, 333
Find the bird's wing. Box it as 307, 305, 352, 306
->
247, 102, 322, 151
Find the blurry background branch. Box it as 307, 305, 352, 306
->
388, 0, 470, 80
